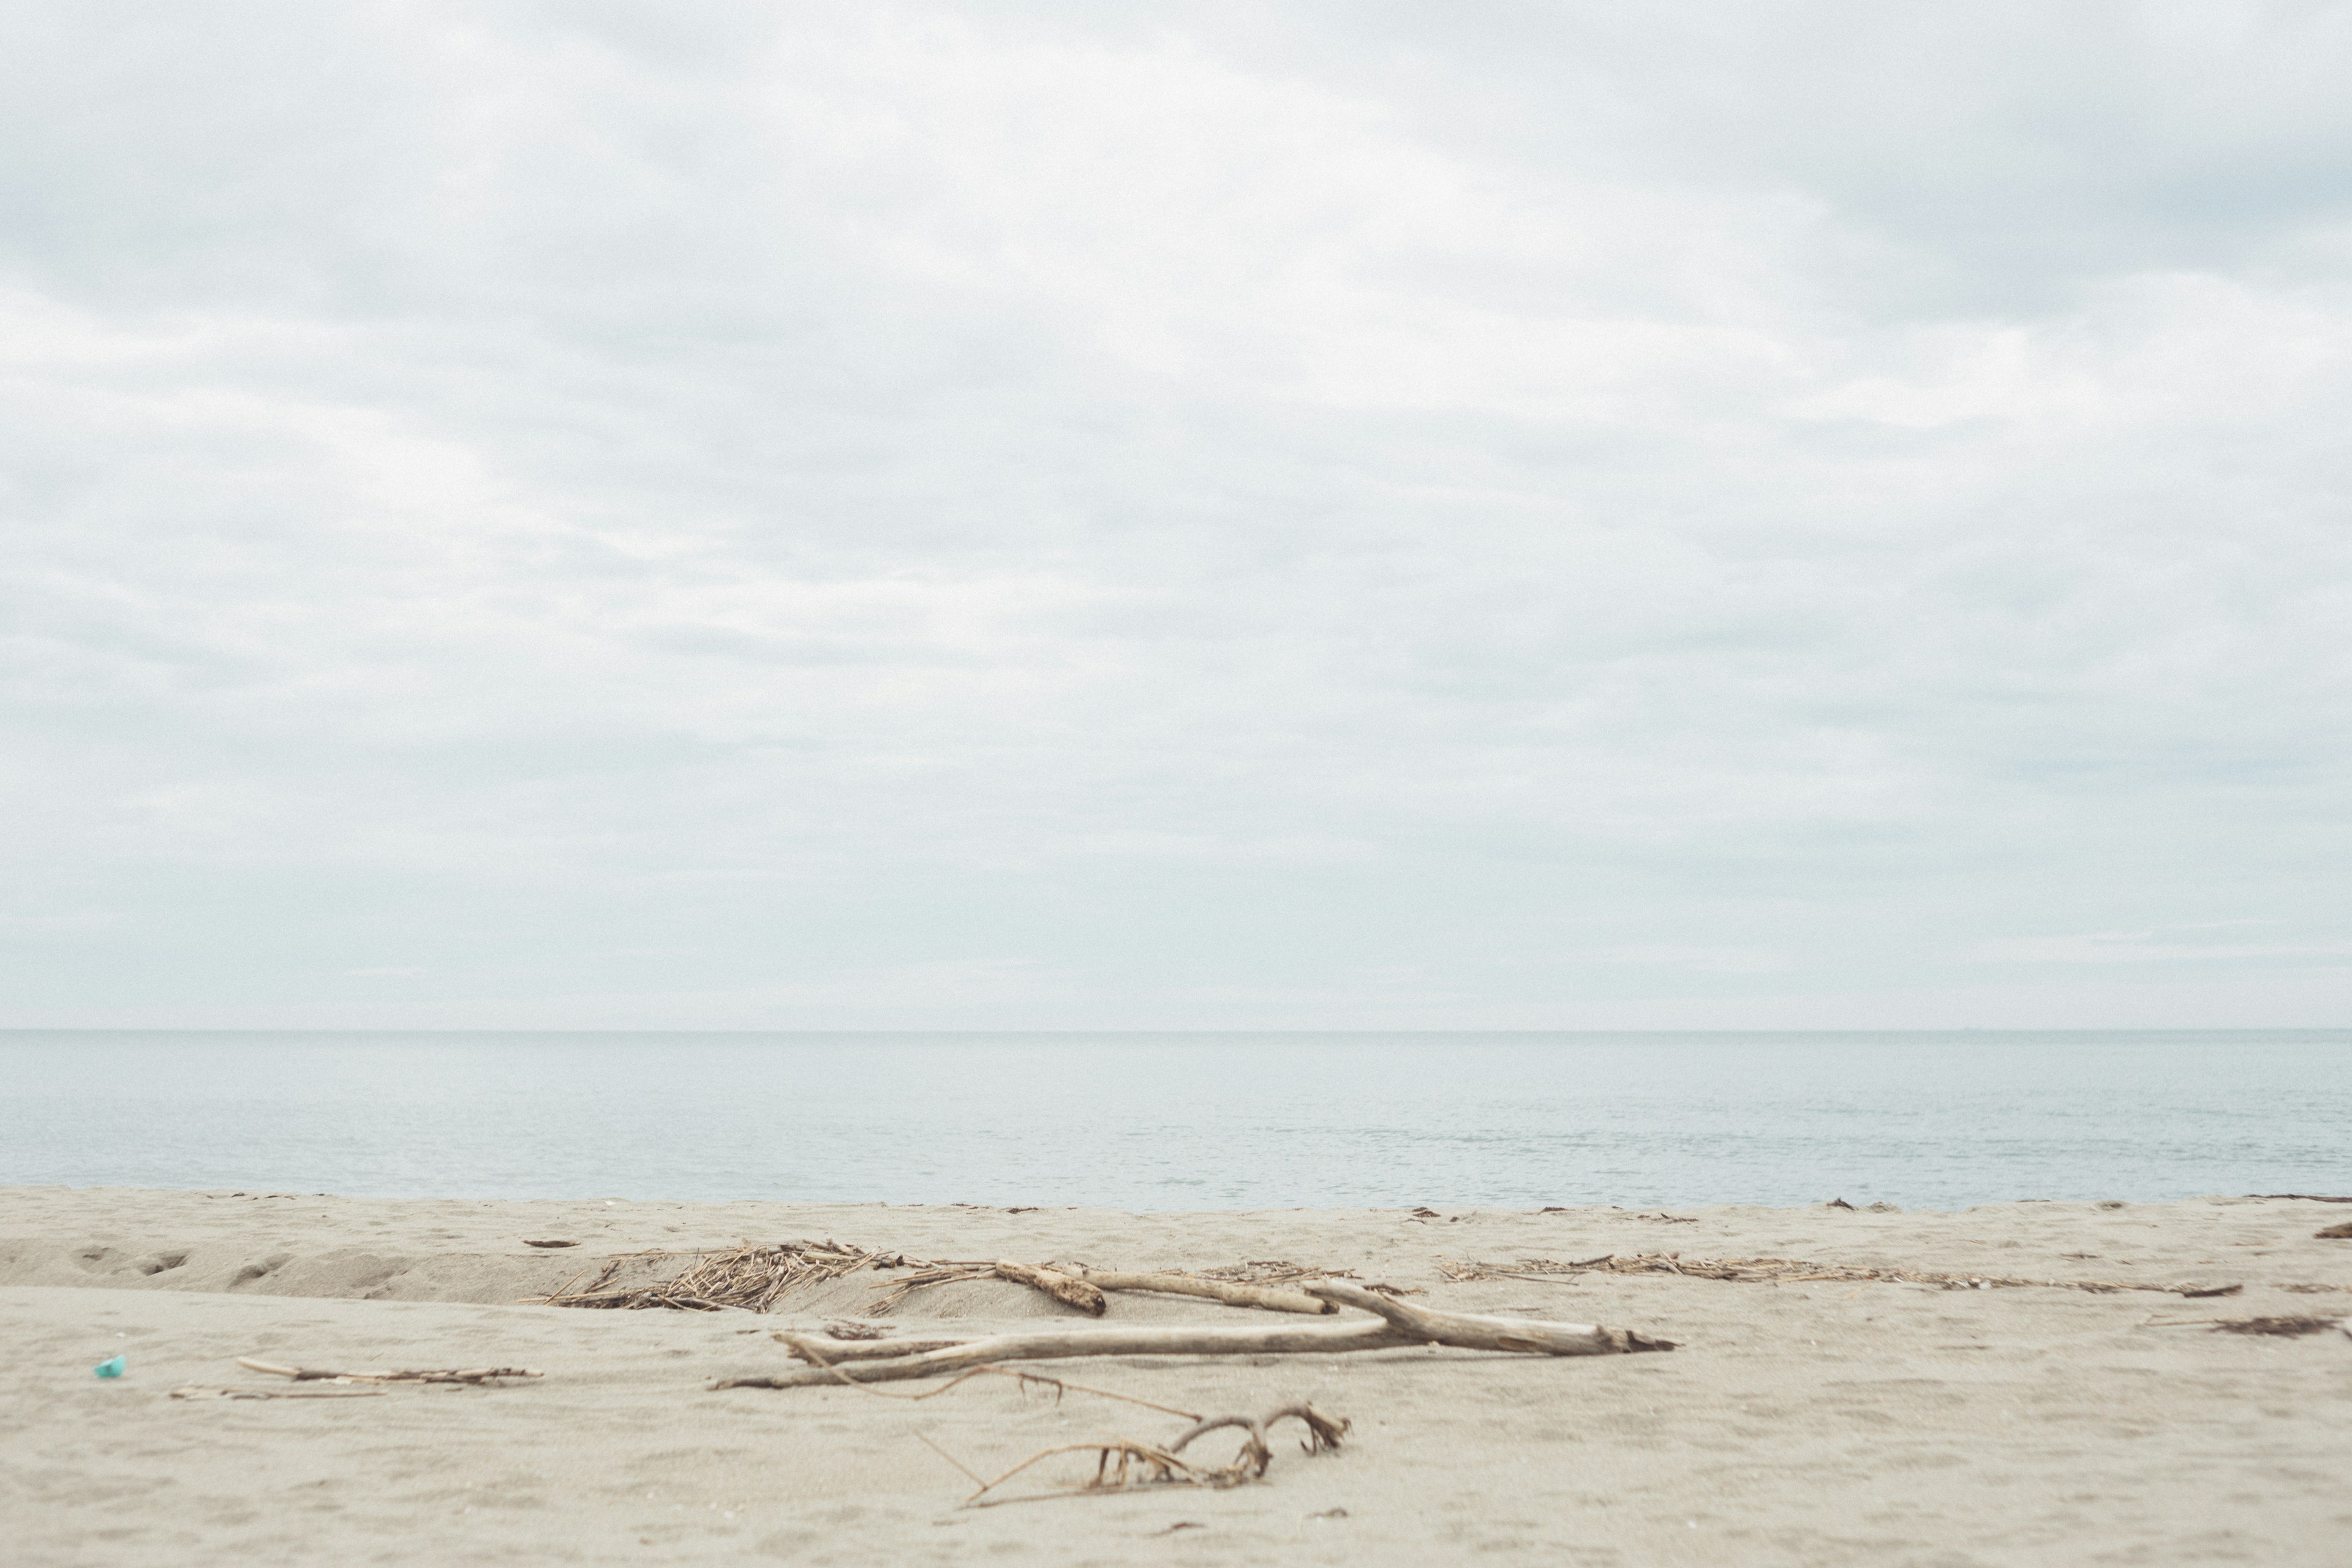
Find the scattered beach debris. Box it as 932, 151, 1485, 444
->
2315, 1222, 2352, 1239
92, 1355, 125, 1379
1436, 1253, 2245, 1296
236, 1356, 541, 1385
720, 1280, 1672, 1389
522, 1238, 579, 1248
937, 1401, 1351, 1509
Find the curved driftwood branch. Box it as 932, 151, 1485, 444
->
1167, 1402, 1349, 1466
722, 1288, 1670, 1388
955, 1401, 1352, 1506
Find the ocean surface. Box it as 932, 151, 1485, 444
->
3, 1031, 2347, 1212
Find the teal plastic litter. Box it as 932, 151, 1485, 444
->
93, 1355, 125, 1379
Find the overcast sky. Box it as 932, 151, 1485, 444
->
4, 2, 2348, 1030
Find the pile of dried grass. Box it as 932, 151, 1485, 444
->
535, 1240, 913, 1313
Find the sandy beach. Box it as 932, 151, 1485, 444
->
4, 1187, 2349, 1565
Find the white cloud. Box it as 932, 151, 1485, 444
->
1965, 929, 2352, 968
0, 2, 2346, 1027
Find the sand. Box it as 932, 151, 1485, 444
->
4, 1187, 2350, 1565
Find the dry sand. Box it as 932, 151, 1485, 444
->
4, 1186, 2350, 1565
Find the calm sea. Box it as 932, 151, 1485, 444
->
2, 1031, 2346, 1211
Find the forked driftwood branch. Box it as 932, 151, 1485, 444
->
236, 1357, 542, 1385
715, 1280, 1672, 1389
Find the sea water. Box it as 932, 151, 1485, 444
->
2, 1030, 2346, 1211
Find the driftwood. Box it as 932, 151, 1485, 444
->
1439, 1253, 2244, 1297
873, 1259, 1333, 1316
876, 1259, 1366, 1316
717, 1280, 1672, 1389
1050, 1264, 1333, 1316
236, 1357, 541, 1385
954, 1403, 1349, 1507
990, 1261, 1106, 1315
171, 1384, 385, 1400
865, 1259, 1095, 1314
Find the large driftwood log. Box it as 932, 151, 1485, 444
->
722, 1280, 1671, 1388
991, 1260, 1106, 1316
1050, 1264, 1334, 1316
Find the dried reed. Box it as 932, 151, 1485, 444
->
1438, 1252, 2248, 1296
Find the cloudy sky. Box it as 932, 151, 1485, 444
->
4, 2, 2348, 1030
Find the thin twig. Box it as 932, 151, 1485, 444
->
912, 1428, 989, 1488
